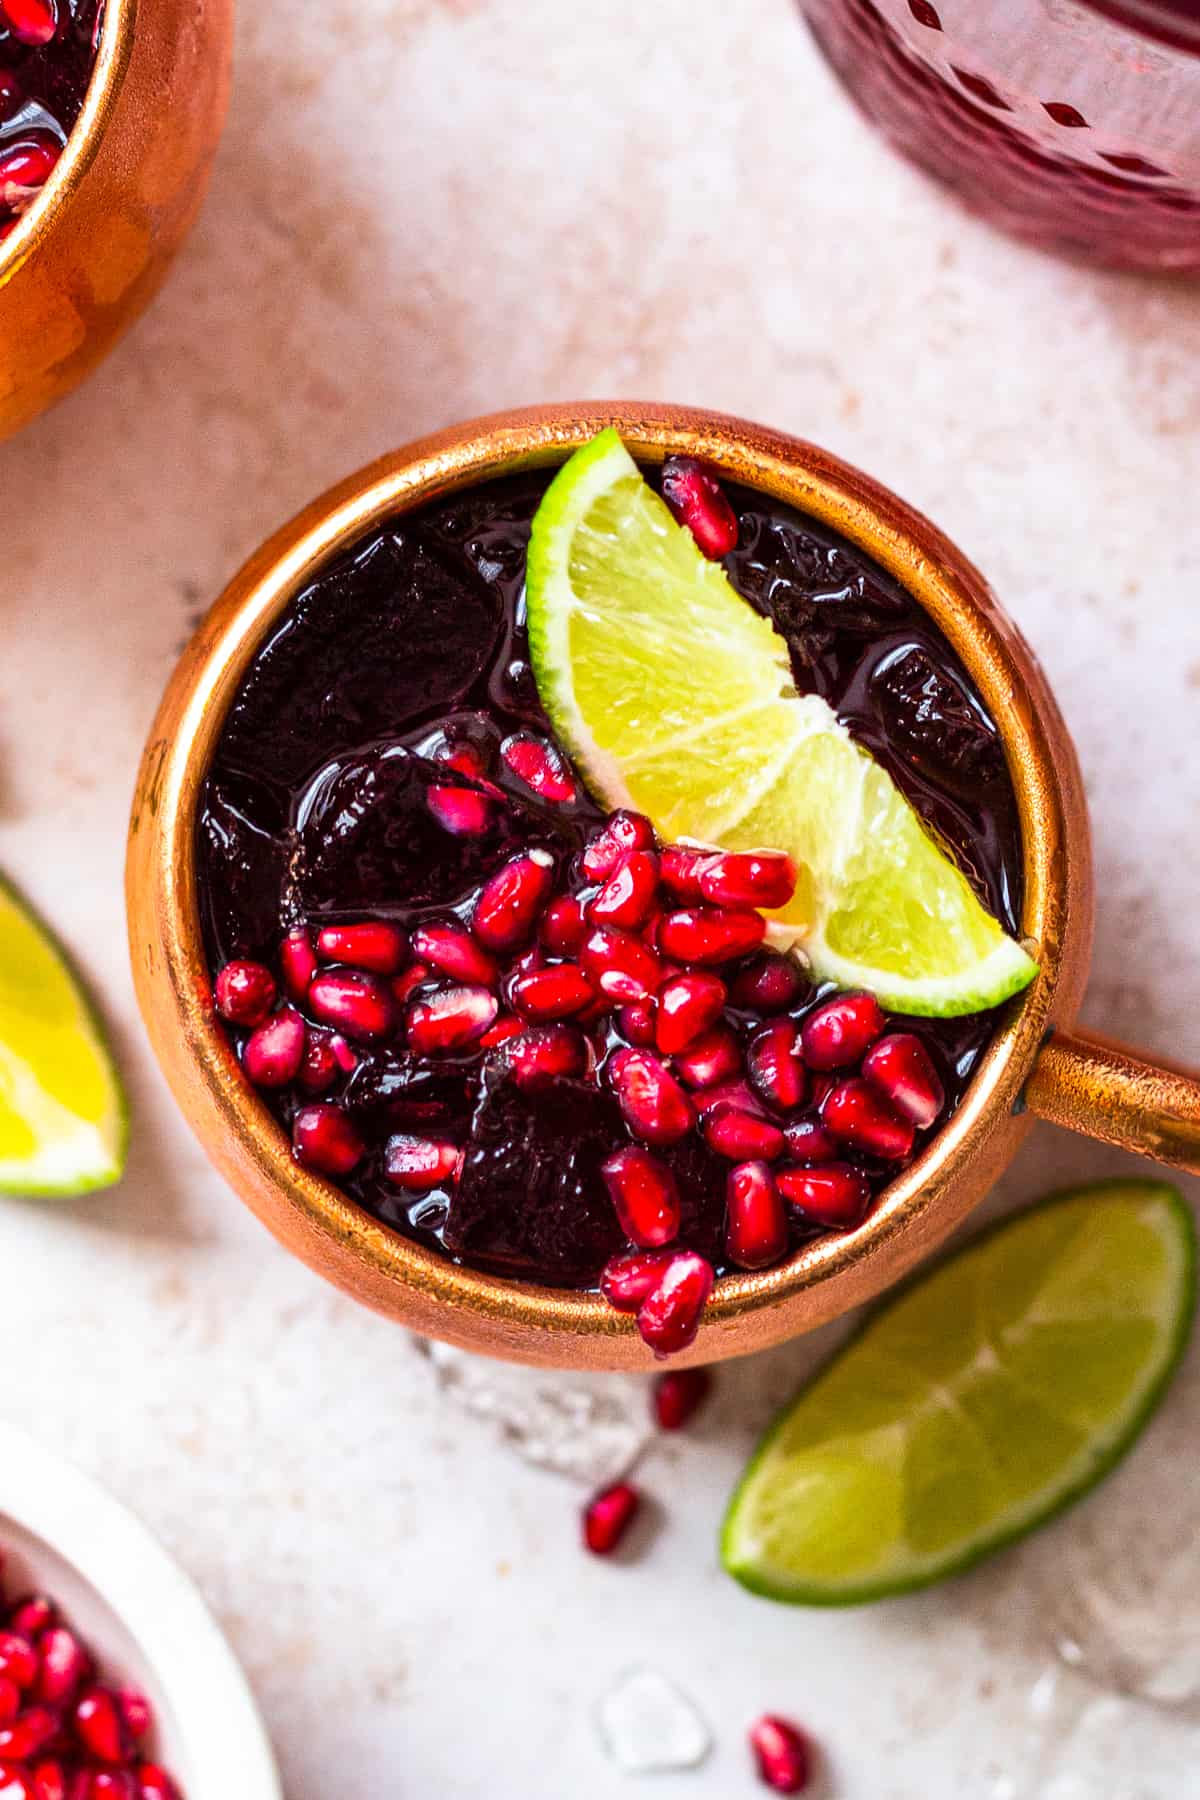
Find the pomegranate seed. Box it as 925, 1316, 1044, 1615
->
583, 1481, 640, 1556
600, 1249, 674, 1312
655, 970, 726, 1055
749, 1715, 812, 1793
392, 961, 433, 1005
658, 906, 765, 966
539, 895, 586, 956
510, 963, 595, 1022
383, 1134, 460, 1191
213, 959, 276, 1026
0, 1706, 56, 1757
501, 734, 577, 802
472, 850, 555, 950
697, 850, 796, 911
776, 1163, 872, 1229
292, 1104, 364, 1177
659, 844, 708, 898
0, 1768, 32, 1800
35, 1627, 88, 1706
581, 811, 654, 881
673, 1024, 743, 1090
782, 1118, 839, 1164
278, 926, 317, 1001
608, 1049, 694, 1147
134, 1772, 180, 1800
315, 921, 408, 975
729, 952, 809, 1014
0, 72, 24, 122
588, 850, 660, 931
0, 0, 58, 47
703, 1107, 785, 1162
505, 1024, 589, 1089
73, 1686, 130, 1762
696, 1078, 765, 1118
660, 456, 739, 559
296, 1028, 339, 1095
411, 921, 498, 988
406, 984, 498, 1053
799, 991, 885, 1070
6, 1600, 52, 1640
478, 1013, 523, 1049
31, 1764, 66, 1800
616, 1000, 657, 1046
601, 1146, 681, 1248
581, 924, 662, 1003
653, 1367, 711, 1430
329, 1034, 358, 1073
434, 739, 489, 780
726, 1162, 789, 1269
0, 1636, 36, 1690
637, 1251, 714, 1357
242, 1009, 305, 1087
87, 1780, 138, 1800
426, 784, 494, 836
0, 1681, 15, 1725
746, 1020, 807, 1113
822, 1078, 915, 1161
307, 968, 396, 1043
117, 1686, 153, 1742
862, 1032, 945, 1128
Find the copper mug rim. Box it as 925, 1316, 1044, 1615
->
0, 0, 130, 276
126, 401, 1200, 1369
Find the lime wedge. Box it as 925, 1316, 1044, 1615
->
0, 877, 128, 1196
722, 1181, 1195, 1606
525, 430, 1037, 1016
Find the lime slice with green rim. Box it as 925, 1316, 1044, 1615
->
0, 877, 128, 1196
721, 1181, 1195, 1606
525, 429, 1037, 1016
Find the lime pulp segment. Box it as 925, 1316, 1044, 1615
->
0, 877, 127, 1196
721, 1182, 1196, 1605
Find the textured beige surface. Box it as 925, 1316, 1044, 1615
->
1, 0, 1199, 1793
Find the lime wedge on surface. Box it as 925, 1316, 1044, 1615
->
0, 877, 128, 1196
525, 429, 1037, 1016
721, 1181, 1195, 1606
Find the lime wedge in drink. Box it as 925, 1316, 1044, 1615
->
525, 429, 1037, 1016
0, 877, 128, 1196
721, 1181, 1195, 1605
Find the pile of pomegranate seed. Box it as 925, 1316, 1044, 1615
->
0, 0, 100, 241
0, 1555, 182, 1798
214, 783, 949, 1354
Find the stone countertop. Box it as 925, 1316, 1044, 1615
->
2, 0, 1199, 1793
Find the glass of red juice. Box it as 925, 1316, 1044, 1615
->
798, 0, 1200, 271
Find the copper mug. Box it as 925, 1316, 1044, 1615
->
126, 403, 1200, 1370
0, 0, 234, 442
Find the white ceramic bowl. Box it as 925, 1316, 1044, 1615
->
0, 1424, 280, 1797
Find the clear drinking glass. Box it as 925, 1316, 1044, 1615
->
798, 0, 1200, 270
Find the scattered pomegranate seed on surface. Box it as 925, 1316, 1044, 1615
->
862, 1031, 945, 1127
658, 905, 765, 966
292, 1104, 365, 1177
749, 1714, 813, 1793
426, 784, 494, 836
241, 1009, 305, 1088
384, 1134, 461, 1191
308, 969, 396, 1042
0, 0, 59, 47
501, 733, 577, 802
608, 1049, 695, 1147
782, 1117, 839, 1165
729, 952, 809, 1015
406, 984, 498, 1054
746, 1020, 807, 1113
601, 1146, 681, 1248
600, 1248, 675, 1312
800, 991, 885, 1070
581, 810, 654, 881
583, 1481, 641, 1556
278, 926, 317, 1002
655, 970, 726, 1055
315, 921, 408, 975
822, 1078, 915, 1161
510, 963, 595, 1022
472, 850, 555, 950
504, 1024, 589, 1088
653, 1367, 712, 1431
697, 850, 796, 911
703, 1108, 786, 1164
637, 1251, 714, 1356
588, 850, 660, 930
213, 959, 276, 1026
673, 1024, 743, 1091
777, 1163, 873, 1229
539, 894, 586, 956
660, 455, 739, 560
581, 924, 662, 1003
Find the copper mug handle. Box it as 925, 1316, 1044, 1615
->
1024, 1029, 1200, 1175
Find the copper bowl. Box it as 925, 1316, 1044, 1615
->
0, 0, 234, 443
126, 402, 1200, 1369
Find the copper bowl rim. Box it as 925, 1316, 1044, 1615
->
135, 400, 1079, 1349
0, 0, 130, 277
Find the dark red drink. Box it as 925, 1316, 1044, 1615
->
0, 0, 102, 242
799, 0, 1200, 270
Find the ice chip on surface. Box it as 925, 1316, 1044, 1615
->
596, 1667, 712, 1774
